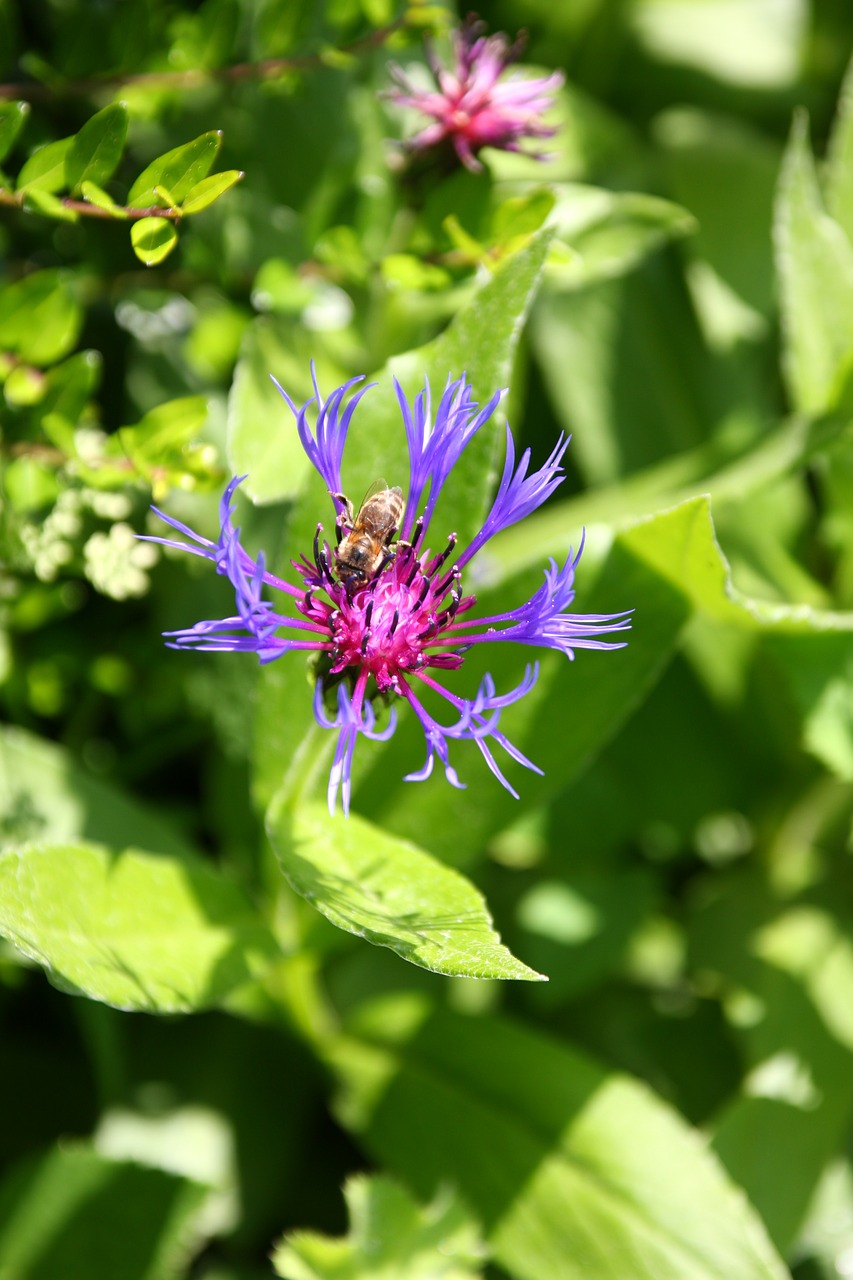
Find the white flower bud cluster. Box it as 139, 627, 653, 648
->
83, 522, 159, 600
19, 490, 83, 581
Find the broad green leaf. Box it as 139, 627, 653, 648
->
226, 318, 321, 504
22, 186, 78, 221
16, 135, 73, 193
273, 1174, 486, 1280
266, 800, 545, 981
0, 100, 29, 164
80, 179, 128, 217
131, 216, 179, 265
655, 107, 780, 321
359, 496, 853, 861
0, 268, 82, 365
181, 168, 243, 214
825, 48, 853, 242
547, 184, 696, 288
689, 870, 853, 1252
64, 102, 128, 192
0, 840, 281, 1011
0, 723, 193, 855
774, 110, 853, 415
251, 230, 554, 810
0, 1144, 209, 1280
127, 130, 222, 208
329, 996, 789, 1280
764, 633, 853, 779
615, 497, 853, 634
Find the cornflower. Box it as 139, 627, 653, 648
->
143, 370, 631, 815
387, 15, 564, 172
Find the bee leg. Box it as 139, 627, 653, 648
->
329, 492, 355, 544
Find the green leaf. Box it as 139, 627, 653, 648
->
0, 100, 29, 164
181, 168, 243, 214
547, 184, 697, 288
655, 108, 781, 321
0, 839, 281, 1011
22, 186, 78, 221
0, 1145, 209, 1280
118, 395, 209, 462
80, 179, 128, 218
127, 130, 223, 208
825, 48, 853, 243
266, 800, 545, 981
226, 319, 321, 504
0, 268, 82, 365
329, 996, 789, 1280
16, 135, 73, 194
130, 216, 179, 266
273, 1174, 486, 1280
64, 102, 128, 193
764, 632, 853, 778
3, 362, 45, 405
774, 109, 853, 415
690, 870, 853, 1253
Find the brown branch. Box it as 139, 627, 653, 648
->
0, 187, 184, 221
0, 17, 405, 102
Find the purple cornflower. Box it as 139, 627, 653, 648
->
143, 369, 631, 815
387, 15, 564, 172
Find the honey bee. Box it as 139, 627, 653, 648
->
332, 481, 405, 585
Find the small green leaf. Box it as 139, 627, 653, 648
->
0, 100, 29, 165
153, 182, 179, 208
64, 102, 128, 192
0, 269, 82, 365
116, 394, 208, 467
81, 179, 128, 218
774, 109, 853, 415
0, 840, 282, 1011
130, 216, 179, 266
127, 130, 222, 208
181, 168, 243, 214
266, 799, 546, 981
22, 186, 78, 221
273, 1174, 487, 1280
3, 363, 45, 405
16, 135, 73, 194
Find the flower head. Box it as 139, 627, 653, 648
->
143, 369, 631, 815
387, 16, 564, 172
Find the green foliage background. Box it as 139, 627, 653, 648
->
2, 0, 853, 1276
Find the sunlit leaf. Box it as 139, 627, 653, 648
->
0, 839, 281, 1011
81, 179, 128, 217
0, 100, 29, 165
0, 268, 82, 365
774, 109, 853, 415
0, 1145, 209, 1280
130, 216, 179, 266
330, 995, 789, 1280
266, 800, 545, 981
22, 186, 78, 221
65, 102, 128, 192
16, 135, 73, 194
181, 168, 243, 214
273, 1174, 486, 1280
127, 130, 223, 208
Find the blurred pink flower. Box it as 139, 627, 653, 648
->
388, 16, 564, 172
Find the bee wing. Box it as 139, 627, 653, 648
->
360, 478, 390, 506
